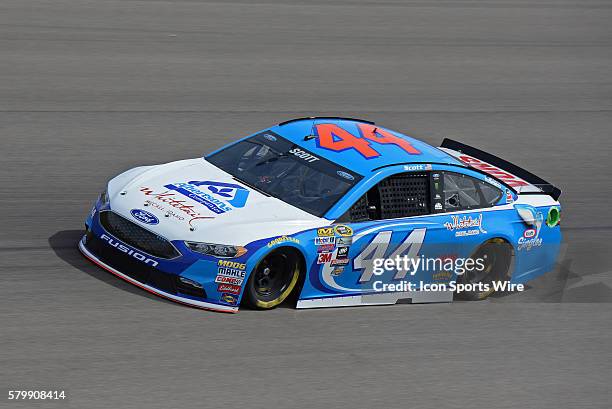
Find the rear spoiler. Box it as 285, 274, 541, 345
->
440, 138, 561, 200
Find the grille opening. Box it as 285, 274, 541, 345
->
99, 211, 180, 259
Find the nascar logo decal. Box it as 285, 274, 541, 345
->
130, 208, 159, 225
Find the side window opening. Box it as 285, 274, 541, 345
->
378, 173, 429, 219
341, 173, 430, 222
441, 172, 502, 211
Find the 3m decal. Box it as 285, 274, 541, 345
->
317, 252, 333, 264
314, 123, 421, 159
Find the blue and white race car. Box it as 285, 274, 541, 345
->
80, 117, 562, 312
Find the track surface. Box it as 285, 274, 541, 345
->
1, 1, 611, 408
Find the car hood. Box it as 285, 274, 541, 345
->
107, 158, 328, 245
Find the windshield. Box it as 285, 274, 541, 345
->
207, 131, 362, 217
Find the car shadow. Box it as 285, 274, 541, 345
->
48, 230, 176, 305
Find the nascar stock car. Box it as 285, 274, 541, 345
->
79, 117, 562, 312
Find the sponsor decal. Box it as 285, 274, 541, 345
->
336, 237, 352, 246
164, 181, 249, 214
317, 243, 335, 253
317, 252, 333, 264
434, 202, 443, 210
336, 170, 355, 181
100, 234, 158, 267
523, 228, 536, 238
517, 210, 544, 251
457, 154, 529, 188
518, 236, 542, 251
315, 236, 335, 246
444, 214, 487, 237
331, 258, 349, 266
518, 215, 543, 250
506, 189, 514, 203
144, 199, 185, 221
217, 260, 246, 270
216, 260, 246, 283
219, 293, 238, 305
334, 225, 353, 237
331, 266, 344, 276
289, 147, 320, 163
215, 275, 244, 285
403, 164, 432, 172
130, 208, 159, 225
267, 235, 299, 248
317, 227, 335, 237
336, 246, 349, 259
140, 187, 213, 226
217, 283, 242, 295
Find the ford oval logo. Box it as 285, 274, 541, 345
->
263, 133, 277, 142
130, 209, 159, 225
336, 170, 355, 181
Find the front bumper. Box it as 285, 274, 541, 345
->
80, 205, 242, 313
79, 236, 238, 313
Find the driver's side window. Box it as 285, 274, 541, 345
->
341, 172, 430, 222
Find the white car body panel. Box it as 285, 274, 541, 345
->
107, 158, 330, 245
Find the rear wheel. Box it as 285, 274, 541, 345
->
243, 248, 302, 309
456, 238, 513, 301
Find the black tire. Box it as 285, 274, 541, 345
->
456, 238, 513, 301
243, 248, 302, 309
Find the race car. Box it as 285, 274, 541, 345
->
79, 117, 562, 312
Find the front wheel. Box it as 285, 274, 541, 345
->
243, 248, 302, 309
456, 238, 513, 301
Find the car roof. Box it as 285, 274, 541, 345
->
270, 117, 463, 175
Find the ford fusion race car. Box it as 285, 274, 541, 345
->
79, 117, 562, 312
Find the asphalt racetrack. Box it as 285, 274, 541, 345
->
1, 1, 611, 408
